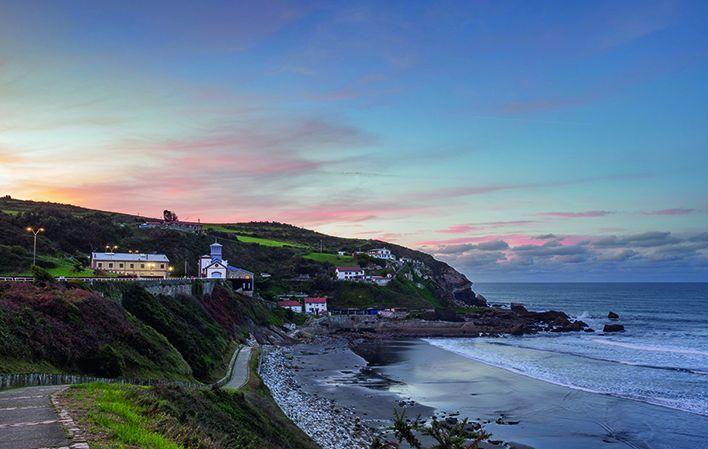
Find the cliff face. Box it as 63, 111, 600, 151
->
435, 263, 475, 304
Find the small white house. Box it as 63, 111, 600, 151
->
370, 275, 392, 286
278, 300, 303, 313
367, 248, 395, 260
304, 297, 327, 315
337, 250, 346, 256
335, 266, 365, 281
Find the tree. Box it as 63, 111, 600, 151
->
371, 408, 489, 449
31, 264, 55, 284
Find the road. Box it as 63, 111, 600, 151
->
0, 385, 71, 449
224, 345, 252, 390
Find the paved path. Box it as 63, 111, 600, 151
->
224, 346, 252, 390
0, 385, 70, 449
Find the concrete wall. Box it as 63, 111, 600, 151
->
0, 372, 201, 391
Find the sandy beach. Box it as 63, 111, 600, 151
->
262, 338, 708, 449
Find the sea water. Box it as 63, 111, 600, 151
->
424, 283, 708, 416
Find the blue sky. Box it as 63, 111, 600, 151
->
0, 0, 707, 281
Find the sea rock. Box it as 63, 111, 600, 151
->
603, 324, 625, 333
509, 325, 525, 336
510, 303, 528, 313
608, 311, 620, 320
473, 293, 488, 307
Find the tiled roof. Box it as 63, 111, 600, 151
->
305, 297, 327, 304
278, 300, 301, 307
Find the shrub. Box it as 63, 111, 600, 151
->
31, 264, 55, 283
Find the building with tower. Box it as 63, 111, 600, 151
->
198, 242, 254, 296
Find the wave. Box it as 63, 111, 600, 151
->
592, 339, 708, 357
484, 339, 708, 375
423, 338, 708, 416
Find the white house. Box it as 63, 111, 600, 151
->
198, 242, 254, 295
367, 248, 395, 260
335, 266, 365, 281
370, 275, 392, 286
278, 300, 303, 313
199, 242, 229, 278
304, 297, 328, 315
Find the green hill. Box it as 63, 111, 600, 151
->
0, 196, 476, 309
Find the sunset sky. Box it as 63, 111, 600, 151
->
1, 0, 707, 281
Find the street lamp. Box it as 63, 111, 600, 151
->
26, 226, 44, 266
105, 245, 118, 253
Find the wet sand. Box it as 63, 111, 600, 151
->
357, 339, 708, 449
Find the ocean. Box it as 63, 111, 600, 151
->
426, 282, 708, 416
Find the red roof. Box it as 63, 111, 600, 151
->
305, 297, 327, 304
336, 266, 363, 272
278, 300, 301, 307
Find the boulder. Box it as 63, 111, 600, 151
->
510, 303, 528, 313
608, 311, 620, 320
603, 324, 625, 333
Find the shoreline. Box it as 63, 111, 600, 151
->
262, 336, 708, 449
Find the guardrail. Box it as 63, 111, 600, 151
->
0, 372, 202, 391
0, 276, 202, 282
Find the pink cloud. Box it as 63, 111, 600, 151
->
541, 210, 612, 218
643, 208, 695, 216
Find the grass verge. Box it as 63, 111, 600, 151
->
303, 251, 355, 265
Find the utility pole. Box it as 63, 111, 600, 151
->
26, 226, 44, 266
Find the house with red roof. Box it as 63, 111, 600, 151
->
304, 297, 328, 315
278, 300, 303, 313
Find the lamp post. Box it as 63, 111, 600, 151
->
26, 226, 45, 266
105, 245, 118, 253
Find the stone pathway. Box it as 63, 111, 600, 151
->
224, 345, 252, 390
0, 385, 82, 449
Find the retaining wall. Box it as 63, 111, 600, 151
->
0, 372, 201, 391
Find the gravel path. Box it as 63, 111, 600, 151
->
0, 385, 72, 449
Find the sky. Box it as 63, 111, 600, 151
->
0, 0, 707, 282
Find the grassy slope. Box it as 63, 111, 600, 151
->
61, 348, 317, 449
0, 282, 274, 383
0, 197, 470, 310
0, 282, 193, 380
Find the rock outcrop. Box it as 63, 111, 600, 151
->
603, 324, 625, 332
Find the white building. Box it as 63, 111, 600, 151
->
198, 242, 254, 295
370, 275, 392, 286
335, 266, 365, 281
304, 297, 328, 315
278, 300, 303, 313
199, 242, 229, 278
367, 248, 395, 260
91, 252, 170, 278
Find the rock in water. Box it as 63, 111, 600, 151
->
603, 324, 625, 332
510, 303, 528, 313
608, 311, 620, 320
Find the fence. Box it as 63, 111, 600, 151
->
0, 372, 202, 391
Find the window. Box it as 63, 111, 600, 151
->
119, 263, 124, 268
140, 264, 145, 268
98, 262, 103, 268
130, 264, 134, 268
108, 263, 113, 268
160, 264, 165, 269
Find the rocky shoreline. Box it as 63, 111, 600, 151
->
260, 344, 377, 449
310, 303, 598, 339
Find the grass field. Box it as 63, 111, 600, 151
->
303, 252, 355, 264
204, 224, 307, 248
15, 256, 95, 277
1, 209, 20, 216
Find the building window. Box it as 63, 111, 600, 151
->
141, 264, 145, 268
119, 263, 124, 268
130, 264, 134, 268
108, 263, 113, 268
98, 262, 103, 268
160, 264, 165, 269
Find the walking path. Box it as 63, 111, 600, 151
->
0, 385, 72, 449
224, 345, 252, 390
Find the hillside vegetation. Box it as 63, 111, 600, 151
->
0, 197, 475, 309
0, 281, 278, 382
